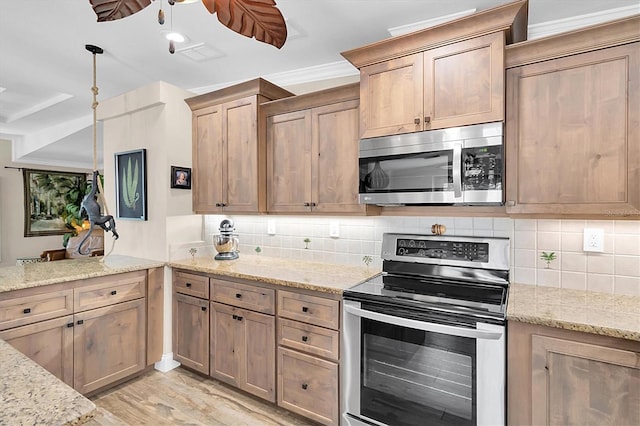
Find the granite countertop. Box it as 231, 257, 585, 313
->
0, 255, 166, 293
507, 283, 640, 341
0, 339, 95, 425
169, 254, 381, 294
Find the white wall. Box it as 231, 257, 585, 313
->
0, 139, 91, 267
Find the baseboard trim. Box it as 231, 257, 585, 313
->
154, 353, 181, 372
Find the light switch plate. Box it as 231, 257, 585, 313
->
267, 219, 276, 235
329, 220, 340, 238
583, 228, 604, 252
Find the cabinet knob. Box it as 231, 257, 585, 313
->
301, 383, 308, 390
414, 117, 420, 125
220, 203, 227, 207
424, 116, 431, 124
235, 293, 242, 298
236, 316, 243, 321
186, 282, 192, 287
302, 306, 309, 313
302, 335, 308, 342
232, 314, 238, 320
201, 306, 207, 312
67, 323, 74, 328
77, 320, 84, 325
23, 308, 31, 314
310, 202, 316, 207
506, 200, 516, 207
304, 202, 310, 207
110, 290, 117, 295
215, 203, 223, 207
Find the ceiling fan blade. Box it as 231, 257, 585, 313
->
202, 0, 216, 14
213, 0, 287, 49
90, 0, 152, 22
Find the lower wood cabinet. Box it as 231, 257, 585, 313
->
173, 293, 209, 374
508, 321, 640, 426
278, 347, 339, 425
210, 301, 276, 402
74, 298, 146, 394
0, 315, 74, 386
0, 269, 162, 396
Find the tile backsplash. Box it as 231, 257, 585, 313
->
199, 215, 640, 296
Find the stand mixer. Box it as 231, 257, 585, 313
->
213, 219, 239, 260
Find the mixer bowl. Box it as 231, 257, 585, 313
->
213, 234, 239, 260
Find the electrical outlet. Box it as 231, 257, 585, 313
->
329, 220, 340, 238
267, 219, 276, 235
583, 228, 604, 252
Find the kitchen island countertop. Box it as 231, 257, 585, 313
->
0, 339, 96, 425
507, 283, 640, 341
169, 255, 381, 294
0, 255, 166, 293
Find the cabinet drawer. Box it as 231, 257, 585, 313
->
278, 318, 339, 361
277, 290, 339, 329
0, 289, 74, 331
174, 271, 209, 299
74, 271, 146, 312
277, 347, 338, 425
211, 278, 275, 314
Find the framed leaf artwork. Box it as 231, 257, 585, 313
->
115, 149, 147, 220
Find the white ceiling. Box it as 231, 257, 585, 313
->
1, 0, 638, 169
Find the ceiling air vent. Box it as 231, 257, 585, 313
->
176, 43, 225, 62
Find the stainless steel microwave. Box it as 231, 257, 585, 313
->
358, 121, 504, 206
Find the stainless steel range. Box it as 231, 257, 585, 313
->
342, 233, 510, 426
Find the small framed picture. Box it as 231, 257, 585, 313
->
171, 166, 191, 189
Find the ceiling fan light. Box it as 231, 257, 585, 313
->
166, 32, 186, 43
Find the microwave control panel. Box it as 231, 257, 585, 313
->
396, 238, 489, 262
463, 145, 502, 190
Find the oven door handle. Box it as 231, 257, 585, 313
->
344, 304, 502, 340
453, 143, 462, 199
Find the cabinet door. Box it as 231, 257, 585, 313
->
359, 53, 423, 138
532, 335, 640, 426
266, 109, 312, 212
74, 299, 146, 395
0, 315, 74, 387
210, 301, 240, 386
173, 293, 209, 374
223, 96, 260, 212
506, 43, 640, 217
241, 308, 275, 402
193, 105, 223, 213
424, 32, 505, 130
311, 99, 365, 214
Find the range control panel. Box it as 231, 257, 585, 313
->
396, 238, 489, 262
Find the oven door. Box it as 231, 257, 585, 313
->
342, 300, 505, 426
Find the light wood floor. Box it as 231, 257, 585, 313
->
85, 367, 317, 425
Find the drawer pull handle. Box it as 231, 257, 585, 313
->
111, 290, 117, 295
201, 306, 207, 312
301, 335, 308, 342
186, 282, 192, 287
23, 308, 31, 314
302, 306, 309, 313
77, 320, 84, 325
235, 293, 242, 298
67, 323, 74, 328
301, 383, 308, 390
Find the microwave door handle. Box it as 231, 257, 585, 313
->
343, 304, 502, 340
453, 143, 462, 198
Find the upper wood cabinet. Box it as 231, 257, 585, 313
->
505, 18, 640, 218
342, 0, 528, 139
358, 32, 505, 138
186, 78, 293, 214
263, 84, 374, 214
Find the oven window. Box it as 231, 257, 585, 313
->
360, 317, 476, 426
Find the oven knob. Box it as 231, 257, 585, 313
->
398, 248, 407, 255
409, 240, 416, 248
